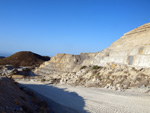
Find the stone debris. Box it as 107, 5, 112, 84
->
0, 65, 36, 77
35, 63, 150, 91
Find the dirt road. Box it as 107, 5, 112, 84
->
18, 81, 150, 113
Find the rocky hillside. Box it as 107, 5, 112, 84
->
35, 23, 150, 75
0, 51, 50, 67
34, 23, 150, 90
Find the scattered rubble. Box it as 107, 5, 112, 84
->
35, 63, 150, 92
0, 65, 36, 77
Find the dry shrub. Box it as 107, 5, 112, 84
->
92, 65, 101, 70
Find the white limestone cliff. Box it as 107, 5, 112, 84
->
34, 23, 150, 90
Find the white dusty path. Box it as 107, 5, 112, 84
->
18, 80, 150, 113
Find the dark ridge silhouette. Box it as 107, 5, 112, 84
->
0, 51, 50, 67
0, 56, 5, 59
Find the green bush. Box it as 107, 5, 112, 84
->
92, 65, 100, 70
41, 79, 46, 82
80, 66, 87, 70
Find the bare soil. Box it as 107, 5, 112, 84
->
0, 77, 50, 113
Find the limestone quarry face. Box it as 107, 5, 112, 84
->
36, 23, 150, 72
109, 23, 150, 67
34, 23, 150, 90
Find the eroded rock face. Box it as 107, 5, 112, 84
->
109, 23, 150, 67
35, 23, 150, 73
34, 49, 111, 76
34, 23, 150, 90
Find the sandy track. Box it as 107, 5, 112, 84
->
18, 81, 150, 113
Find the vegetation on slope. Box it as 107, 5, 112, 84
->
0, 51, 50, 67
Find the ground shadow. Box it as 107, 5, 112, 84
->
19, 83, 87, 113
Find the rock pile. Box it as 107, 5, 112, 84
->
35, 63, 150, 91
0, 65, 35, 78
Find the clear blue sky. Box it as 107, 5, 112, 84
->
0, 0, 150, 57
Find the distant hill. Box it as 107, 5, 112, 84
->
0, 51, 50, 67
0, 56, 5, 59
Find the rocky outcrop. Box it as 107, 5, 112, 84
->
34, 23, 150, 90
108, 23, 150, 67
35, 23, 150, 73
34, 49, 110, 76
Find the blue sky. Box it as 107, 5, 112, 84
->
0, 0, 150, 57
